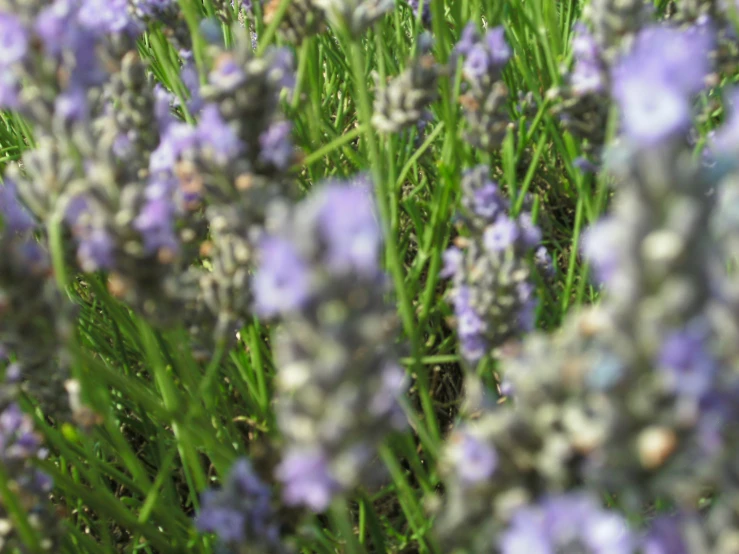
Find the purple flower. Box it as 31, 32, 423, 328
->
149, 123, 199, 174
452, 286, 488, 362
77, 229, 116, 272
447, 430, 497, 485
267, 47, 296, 93
0, 180, 35, 234
611, 24, 714, 145
55, 88, 89, 123
253, 237, 311, 317
582, 218, 623, 286
369, 362, 407, 428
612, 71, 691, 145
0, 403, 42, 462
518, 212, 542, 247
571, 58, 606, 95
483, 216, 519, 251
259, 121, 293, 170
209, 56, 247, 92
455, 23, 479, 57
35, 1, 77, 55
197, 104, 244, 165
276, 449, 340, 511
180, 58, 204, 114
484, 27, 511, 66
471, 182, 505, 221
628, 24, 714, 96
441, 247, 463, 278
571, 23, 599, 61
712, 88, 739, 154
463, 45, 491, 80
315, 182, 382, 275
0, 71, 19, 109
134, 198, 179, 256
658, 323, 716, 399
642, 516, 689, 554
196, 458, 281, 547
78, 0, 142, 35
500, 493, 633, 554
196, 501, 245, 543
0, 13, 28, 67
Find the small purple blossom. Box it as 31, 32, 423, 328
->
453, 286, 488, 362
0, 71, 19, 109
276, 449, 340, 511
0, 180, 35, 234
612, 74, 691, 145
611, 24, 714, 145
484, 27, 511, 66
196, 458, 282, 548
455, 23, 480, 57
441, 247, 463, 278
78, 0, 142, 35
712, 88, 739, 154
315, 182, 382, 275
133, 198, 179, 256
197, 104, 244, 165
464, 45, 492, 80
658, 322, 717, 399
582, 218, 623, 286
258, 121, 293, 170
253, 237, 311, 317
500, 493, 633, 554
447, 430, 497, 485
471, 182, 506, 221
483, 216, 519, 252
642, 516, 689, 554
0, 13, 28, 67
77, 229, 116, 272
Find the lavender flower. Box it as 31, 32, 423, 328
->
0, 402, 59, 552
253, 236, 310, 317
407, 0, 430, 26
196, 458, 286, 553
0, 13, 28, 67
263, 0, 324, 44
257, 177, 407, 510
372, 36, 440, 134
500, 493, 633, 554
0, 180, 36, 234
611, 24, 714, 145
314, 0, 394, 36
454, 24, 513, 151
0, 230, 73, 420
443, 165, 545, 364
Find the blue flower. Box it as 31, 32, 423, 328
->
276, 448, 340, 511
0, 13, 28, 67
253, 237, 311, 317
500, 493, 633, 554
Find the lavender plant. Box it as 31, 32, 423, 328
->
2, 0, 739, 553
254, 177, 407, 511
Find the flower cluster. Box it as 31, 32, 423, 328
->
196, 458, 287, 554
0, 401, 59, 552
552, 5, 714, 162
254, 177, 407, 511
372, 35, 440, 134
0, 183, 73, 419
436, 19, 739, 553
454, 24, 513, 151
442, 165, 547, 365
314, 0, 395, 36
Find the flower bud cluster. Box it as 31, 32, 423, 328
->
442, 165, 548, 365
253, 177, 407, 512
